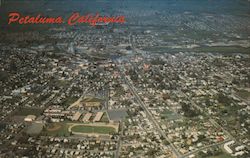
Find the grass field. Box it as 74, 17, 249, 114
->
44, 123, 70, 137
161, 109, 180, 120
71, 125, 116, 134
44, 122, 117, 136
100, 112, 110, 123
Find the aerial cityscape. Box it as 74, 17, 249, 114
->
0, 0, 250, 158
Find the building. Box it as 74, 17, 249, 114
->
72, 112, 82, 121
93, 112, 104, 122
234, 151, 245, 156
35, 115, 46, 124
24, 115, 36, 122
85, 102, 101, 108
235, 145, 245, 151
82, 113, 92, 122
224, 140, 235, 154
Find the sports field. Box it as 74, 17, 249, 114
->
43, 122, 119, 136
71, 125, 116, 134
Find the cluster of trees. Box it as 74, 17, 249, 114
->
0, 70, 8, 82
181, 103, 200, 117
217, 93, 231, 105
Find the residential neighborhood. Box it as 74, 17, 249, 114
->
0, 0, 250, 158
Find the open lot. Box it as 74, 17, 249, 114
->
68, 96, 103, 109
161, 109, 181, 120
107, 109, 128, 121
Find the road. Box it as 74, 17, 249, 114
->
182, 139, 231, 158
115, 137, 122, 158
180, 90, 235, 141
179, 91, 240, 158
115, 119, 125, 158
117, 62, 240, 158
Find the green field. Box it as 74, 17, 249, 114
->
43, 122, 117, 136
161, 109, 180, 120
43, 123, 70, 137
71, 125, 116, 134
100, 112, 110, 123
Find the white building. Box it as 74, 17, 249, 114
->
24, 115, 36, 122
223, 140, 235, 154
